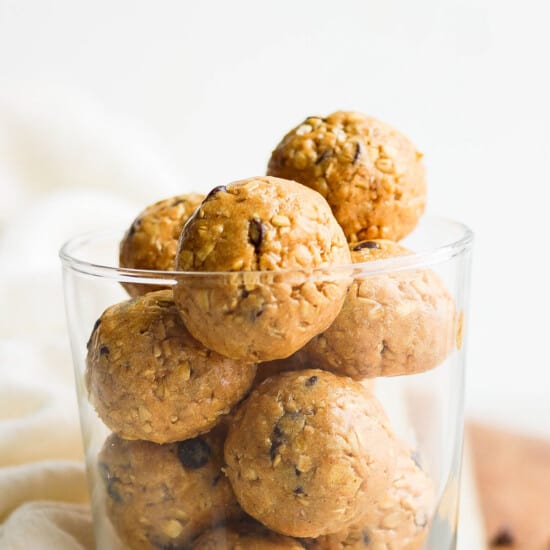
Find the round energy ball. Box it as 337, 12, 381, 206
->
98, 429, 243, 550
224, 370, 397, 538
173, 176, 351, 362
302, 240, 456, 378
119, 193, 204, 296
267, 111, 426, 243
310, 442, 435, 550
86, 290, 257, 443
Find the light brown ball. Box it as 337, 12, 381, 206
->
302, 240, 456, 378
119, 193, 204, 296
86, 290, 256, 443
310, 442, 435, 550
268, 111, 426, 242
224, 370, 397, 538
173, 177, 351, 362
98, 429, 243, 550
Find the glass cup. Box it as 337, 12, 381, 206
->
60, 215, 473, 550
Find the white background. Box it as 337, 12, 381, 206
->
1, 0, 549, 435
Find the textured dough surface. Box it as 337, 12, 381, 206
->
192, 522, 305, 550
174, 177, 351, 362
303, 240, 456, 378
254, 356, 375, 394
119, 193, 204, 296
267, 111, 426, 242
253, 354, 309, 388
98, 429, 242, 549
224, 370, 397, 538
310, 442, 435, 549
86, 290, 256, 443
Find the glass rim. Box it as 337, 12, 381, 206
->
59, 215, 473, 283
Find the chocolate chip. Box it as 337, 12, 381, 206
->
490, 526, 515, 546
315, 149, 333, 164
270, 425, 284, 461
248, 218, 264, 253
362, 531, 371, 544
106, 480, 122, 503
128, 218, 142, 237
128, 219, 142, 238
352, 240, 380, 251
177, 438, 211, 469
305, 375, 318, 387
241, 289, 250, 299
98, 462, 122, 503
86, 318, 101, 350
293, 486, 305, 495
99, 344, 110, 357
270, 441, 281, 462
205, 185, 228, 201
294, 466, 301, 476
353, 142, 361, 164
211, 473, 222, 486
255, 308, 264, 318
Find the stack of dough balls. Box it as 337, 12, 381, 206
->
85, 111, 458, 549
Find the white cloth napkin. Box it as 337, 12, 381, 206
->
0, 87, 485, 549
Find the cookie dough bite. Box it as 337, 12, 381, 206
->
174, 176, 351, 362
98, 429, 243, 550
192, 521, 305, 550
119, 193, 204, 296
310, 442, 435, 550
267, 111, 426, 243
224, 369, 397, 538
303, 240, 456, 379
86, 289, 257, 443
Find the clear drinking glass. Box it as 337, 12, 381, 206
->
60, 216, 472, 550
